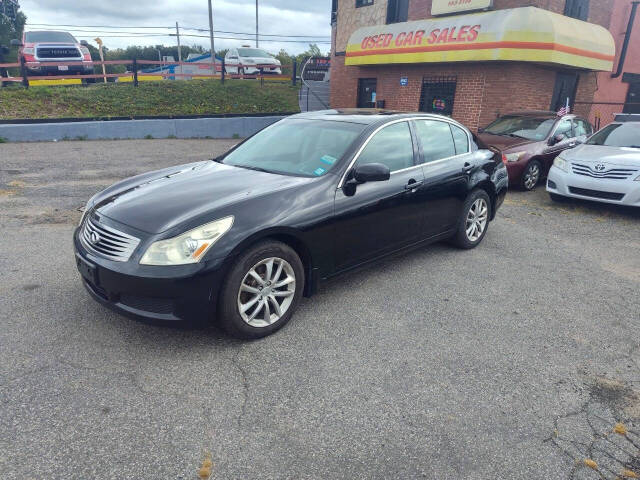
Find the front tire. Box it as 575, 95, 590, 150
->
521, 160, 542, 191
218, 241, 305, 339
451, 189, 492, 249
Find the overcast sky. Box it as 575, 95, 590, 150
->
19, 0, 332, 54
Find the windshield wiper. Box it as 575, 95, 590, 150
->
506, 133, 527, 139
233, 164, 273, 174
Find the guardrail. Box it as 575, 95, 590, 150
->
0, 58, 299, 88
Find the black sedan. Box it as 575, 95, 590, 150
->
74, 110, 508, 339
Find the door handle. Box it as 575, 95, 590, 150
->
405, 180, 424, 191
462, 162, 474, 173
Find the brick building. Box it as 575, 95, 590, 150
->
329, 0, 633, 131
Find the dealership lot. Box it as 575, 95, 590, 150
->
1, 139, 639, 479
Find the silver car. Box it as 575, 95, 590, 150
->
546, 115, 640, 207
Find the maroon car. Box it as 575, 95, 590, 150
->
478, 112, 593, 190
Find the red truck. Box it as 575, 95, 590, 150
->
12, 31, 94, 78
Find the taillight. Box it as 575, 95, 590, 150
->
501, 154, 508, 165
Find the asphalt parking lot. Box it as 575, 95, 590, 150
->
1, 139, 640, 480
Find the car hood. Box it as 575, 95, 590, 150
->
92, 161, 313, 234
478, 133, 534, 150
562, 144, 640, 167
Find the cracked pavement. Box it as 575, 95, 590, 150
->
1, 139, 640, 479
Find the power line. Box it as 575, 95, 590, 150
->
25, 23, 331, 39
70, 33, 330, 44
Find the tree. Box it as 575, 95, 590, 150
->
0, 8, 26, 64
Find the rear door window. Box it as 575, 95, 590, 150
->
414, 120, 457, 163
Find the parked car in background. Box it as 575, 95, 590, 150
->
224, 46, 282, 76
478, 112, 593, 190
547, 114, 640, 207
12, 31, 94, 78
74, 110, 507, 339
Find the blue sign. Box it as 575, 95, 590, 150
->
400, 77, 409, 86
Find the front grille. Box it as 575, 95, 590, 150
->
572, 163, 637, 180
36, 47, 81, 59
81, 216, 140, 262
120, 294, 174, 315
568, 187, 625, 201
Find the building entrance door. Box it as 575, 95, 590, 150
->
357, 78, 377, 108
623, 82, 640, 114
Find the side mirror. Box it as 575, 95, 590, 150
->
80, 40, 89, 47
351, 163, 391, 184
477, 127, 485, 133
10, 39, 23, 47
548, 134, 565, 146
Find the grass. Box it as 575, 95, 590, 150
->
0, 79, 301, 120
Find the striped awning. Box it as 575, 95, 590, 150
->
345, 6, 615, 71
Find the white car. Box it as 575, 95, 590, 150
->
547, 115, 640, 207
224, 46, 282, 75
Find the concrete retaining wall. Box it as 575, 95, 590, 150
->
0, 115, 288, 142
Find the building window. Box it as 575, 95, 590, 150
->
564, 0, 589, 21
419, 76, 457, 116
356, 0, 373, 7
387, 0, 409, 24
551, 73, 579, 112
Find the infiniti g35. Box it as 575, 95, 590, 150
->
74, 110, 508, 339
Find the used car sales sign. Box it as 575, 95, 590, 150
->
432, 0, 493, 16
344, 6, 615, 72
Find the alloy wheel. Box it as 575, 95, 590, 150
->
523, 164, 540, 190
237, 257, 296, 328
466, 198, 489, 242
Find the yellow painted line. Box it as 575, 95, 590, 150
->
29, 78, 82, 86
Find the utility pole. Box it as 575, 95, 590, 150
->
256, 0, 259, 47
175, 22, 182, 63
175, 22, 182, 79
208, 0, 216, 75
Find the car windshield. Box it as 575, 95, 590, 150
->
483, 116, 556, 141
221, 119, 366, 177
25, 31, 77, 43
238, 48, 272, 58
587, 123, 640, 148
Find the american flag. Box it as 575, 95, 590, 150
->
557, 98, 571, 117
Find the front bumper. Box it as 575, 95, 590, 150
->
27, 65, 94, 76
73, 229, 227, 322
547, 166, 640, 207
244, 66, 282, 75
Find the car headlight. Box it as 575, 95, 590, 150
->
504, 151, 526, 163
553, 156, 569, 172
140, 216, 234, 266
23, 47, 35, 55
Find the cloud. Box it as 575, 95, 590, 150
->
18, 0, 332, 54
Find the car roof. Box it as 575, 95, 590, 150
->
614, 114, 640, 123
290, 109, 463, 126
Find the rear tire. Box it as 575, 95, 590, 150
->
521, 160, 542, 191
218, 240, 305, 339
451, 189, 492, 249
